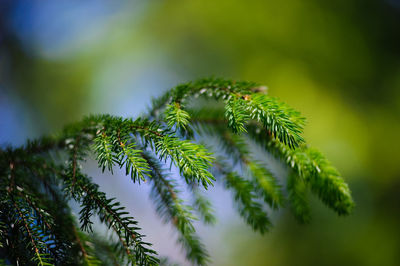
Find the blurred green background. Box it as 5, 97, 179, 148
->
1, 0, 399, 265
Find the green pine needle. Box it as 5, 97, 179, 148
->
0, 77, 353, 265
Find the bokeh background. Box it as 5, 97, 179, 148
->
1, 0, 400, 265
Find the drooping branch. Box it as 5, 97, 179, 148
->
0, 77, 354, 265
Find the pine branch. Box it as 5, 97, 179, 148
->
242, 94, 304, 148
165, 102, 191, 131
63, 171, 159, 265
247, 126, 354, 215
154, 135, 215, 189
208, 130, 285, 210
225, 98, 249, 134
87, 235, 123, 266
91, 115, 215, 188
246, 161, 285, 210
1, 152, 80, 264
72, 226, 102, 266
151, 77, 304, 148
0, 77, 354, 265
224, 170, 272, 234
13, 200, 54, 266
190, 103, 353, 216
191, 188, 216, 225
287, 171, 311, 223
141, 151, 209, 265
117, 141, 150, 183
93, 130, 115, 174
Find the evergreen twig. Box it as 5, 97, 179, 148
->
0, 77, 354, 265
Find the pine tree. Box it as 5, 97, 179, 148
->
0, 78, 354, 265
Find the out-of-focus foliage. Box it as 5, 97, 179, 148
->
1, 0, 399, 265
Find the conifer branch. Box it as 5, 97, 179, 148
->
214, 160, 272, 233
72, 226, 89, 262
248, 132, 354, 215
191, 187, 216, 225
141, 151, 209, 265
12, 200, 53, 266
64, 172, 159, 265
165, 102, 191, 131
0, 77, 354, 265
89, 235, 121, 266
72, 227, 102, 266
196, 124, 285, 215
188, 102, 353, 216
287, 171, 311, 223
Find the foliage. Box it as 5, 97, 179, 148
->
0, 78, 353, 265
